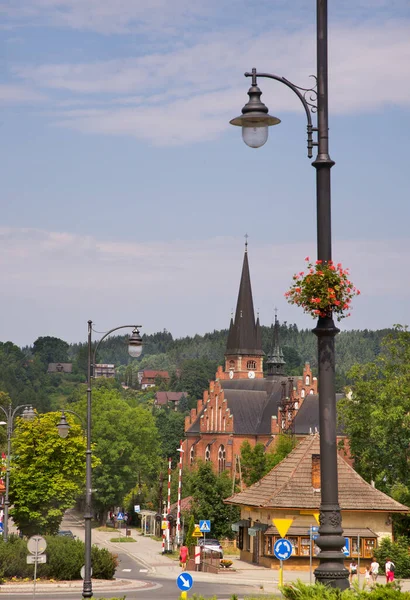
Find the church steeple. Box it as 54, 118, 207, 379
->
266, 312, 286, 378
225, 245, 264, 380
226, 247, 263, 356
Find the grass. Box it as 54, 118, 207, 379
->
109, 537, 136, 543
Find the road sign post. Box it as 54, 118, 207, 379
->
27, 535, 47, 599
274, 538, 293, 587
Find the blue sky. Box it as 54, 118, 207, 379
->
1, 0, 410, 347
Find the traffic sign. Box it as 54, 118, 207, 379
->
0, 522, 3, 532
272, 518, 294, 538
27, 555, 47, 564
161, 520, 168, 530
192, 526, 202, 538
117, 512, 124, 521
134, 505, 140, 513
311, 526, 319, 532
342, 537, 349, 557
177, 573, 193, 591
199, 520, 211, 532
274, 538, 293, 561
312, 534, 319, 540
27, 535, 47, 555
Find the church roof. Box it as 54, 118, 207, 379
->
225, 434, 409, 513
293, 393, 345, 435
225, 249, 263, 356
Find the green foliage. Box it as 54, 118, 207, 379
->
374, 536, 410, 578
154, 408, 185, 460
175, 359, 219, 400
338, 327, 410, 496
0, 534, 116, 580
32, 336, 69, 364
9, 412, 87, 536
188, 461, 240, 539
240, 434, 296, 486
282, 580, 409, 600
185, 514, 196, 547
70, 383, 161, 520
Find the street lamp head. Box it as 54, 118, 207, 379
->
230, 84, 280, 148
57, 412, 70, 439
128, 328, 143, 358
22, 406, 36, 422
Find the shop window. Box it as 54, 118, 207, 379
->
287, 536, 299, 556
364, 538, 376, 558
238, 527, 244, 550
300, 537, 311, 556
351, 537, 362, 557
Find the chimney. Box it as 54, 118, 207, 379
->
312, 454, 321, 491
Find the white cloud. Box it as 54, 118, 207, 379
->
0, 227, 409, 346
0, 83, 46, 103
9, 20, 410, 144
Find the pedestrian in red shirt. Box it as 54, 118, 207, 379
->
179, 544, 189, 571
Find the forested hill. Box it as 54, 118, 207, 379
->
69, 323, 392, 385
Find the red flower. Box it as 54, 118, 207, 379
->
305, 256, 310, 261
316, 260, 322, 265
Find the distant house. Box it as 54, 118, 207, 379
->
225, 433, 409, 569
155, 392, 188, 409
47, 363, 73, 374
94, 364, 116, 378
138, 370, 170, 390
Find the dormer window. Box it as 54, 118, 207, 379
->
247, 360, 256, 370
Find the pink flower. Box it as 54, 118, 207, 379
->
305, 256, 310, 261
316, 260, 322, 265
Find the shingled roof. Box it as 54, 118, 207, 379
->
225, 434, 408, 513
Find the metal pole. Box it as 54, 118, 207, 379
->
357, 535, 360, 586
83, 319, 93, 599
312, 0, 349, 590
309, 527, 313, 585
3, 404, 12, 542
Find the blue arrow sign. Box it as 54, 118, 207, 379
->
311, 526, 319, 532
177, 573, 193, 591
274, 538, 293, 560
199, 520, 211, 532
342, 537, 349, 556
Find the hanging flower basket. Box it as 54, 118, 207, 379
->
285, 257, 360, 321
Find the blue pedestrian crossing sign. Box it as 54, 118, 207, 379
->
199, 520, 211, 532
117, 512, 124, 521
0, 522, 3, 532
274, 538, 293, 560
177, 573, 193, 591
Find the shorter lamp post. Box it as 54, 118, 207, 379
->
58, 321, 143, 600
0, 404, 36, 541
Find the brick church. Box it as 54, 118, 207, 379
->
182, 245, 325, 478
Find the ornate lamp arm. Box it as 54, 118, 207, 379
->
244, 68, 318, 158
92, 323, 142, 368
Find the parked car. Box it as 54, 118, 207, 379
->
198, 538, 223, 558
57, 530, 76, 539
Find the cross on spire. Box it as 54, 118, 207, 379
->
244, 233, 249, 253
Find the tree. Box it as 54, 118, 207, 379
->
240, 434, 296, 487
185, 514, 196, 547
70, 385, 161, 522
9, 412, 87, 536
176, 359, 218, 400
338, 326, 410, 494
188, 461, 239, 539
154, 409, 185, 461
32, 336, 69, 365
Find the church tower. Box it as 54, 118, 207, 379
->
266, 313, 286, 378
224, 245, 264, 380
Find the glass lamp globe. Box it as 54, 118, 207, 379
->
242, 125, 269, 148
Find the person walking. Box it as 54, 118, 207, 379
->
179, 543, 189, 571
370, 557, 380, 583
349, 559, 358, 583
364, 567, 371, 587
385, 558, 395, 583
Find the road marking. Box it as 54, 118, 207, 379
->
122, 568, 132, 572
139, 569, 148, 572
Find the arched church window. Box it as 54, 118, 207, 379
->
247, 360, 256, 370
205, 445, 211, 462
309, 389, 314, 395
295, 401, 299, 410
190, 446, 195, 465
305, 375, 310, 385
218, 445, 226, 473
301, 389, 305, 398
229, 360, 235, 369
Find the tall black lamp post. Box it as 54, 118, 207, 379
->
58, 321, 142, 599
0, 404, 36, 541
230, 0, 349, 589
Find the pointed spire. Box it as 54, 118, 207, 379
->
226, 248, 263, 356
266, 311, 286, 377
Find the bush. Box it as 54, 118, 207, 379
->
281, 580, 410, 600
0, 534, 117, 581
374, 537, 410, 579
